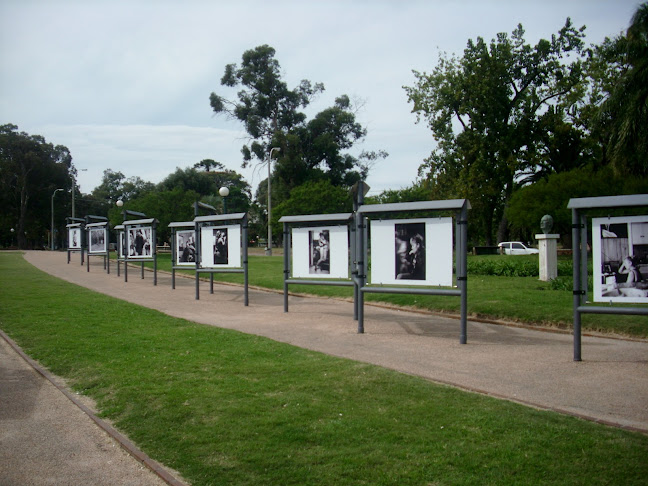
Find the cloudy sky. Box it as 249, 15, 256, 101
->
0, 0, 639, 197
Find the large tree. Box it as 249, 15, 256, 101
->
0, 124, 73, 249
210, 45, 385, 217
404, 20, 588, 244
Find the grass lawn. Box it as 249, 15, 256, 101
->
148, 252, 648, 339
1, 252, 648, 485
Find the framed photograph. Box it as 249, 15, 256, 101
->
593, 215, 648, 303
127, 225, 153, 259
68, 227, 81, 250
175, 229, 196, 266
88, 226, 107, 254
370, 218, 453, 286
200, 224, 241, 268
292, 226, 349, 279
118, 231, 125, 258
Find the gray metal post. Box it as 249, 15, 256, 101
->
243, 215, 249, 306
195, 221, 201, 300
171, 229, 176, 289
283, 222, 289, 312
459, 205, 468, 344
580, 214, 588, 306
357, 210, 365, 334
210, 273, 214, 294
572, 208, 582, 362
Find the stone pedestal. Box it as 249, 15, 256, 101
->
536, 234, 560, 281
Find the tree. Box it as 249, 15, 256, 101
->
210, 45, 386, 227
597, 2, 648, 176
91, 169, 155, 205
404, 20, 588, 244
0, 124, 72, 249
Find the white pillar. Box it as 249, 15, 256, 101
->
535, 233, 560, 281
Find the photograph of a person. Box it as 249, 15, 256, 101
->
594, 216, 648, 303
395, 222, 426, 280
213, 228, 228, 265
68, 227, 81, 249
128, 226, 152, 258
176, 230, 196, 265
89, 227, 106, 253
309, 230, 330, 274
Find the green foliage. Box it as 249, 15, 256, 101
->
404, 20, 590, 244
0, 124, 73, 249
506, 166, 648, 243
466, 255, 576, 278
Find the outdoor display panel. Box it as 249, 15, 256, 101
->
199, 224, 241, 268
175, 229, 196, 266
118, 230, 125, 258
291, 226, 349, 279
126, 225, 154, 259
88, 226, 107, 254
370, 217, 453, 287
593, 215, 648, 303
68, 226, 81, 249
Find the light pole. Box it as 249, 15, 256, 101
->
219, 186, 230, 214
266, 147, 280, 256
72, 168, 87, 218
51, 188, 64, 250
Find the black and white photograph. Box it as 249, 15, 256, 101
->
118, 231, 125, 258
370, 218, 453, 287
176, 230, 196, 266
199, 225, 240, 268
309, 230, 330, 274
395, 222, 426, 281
68, 227, 81, 249
213, 228, 228, 265
88, 227, 106, 254
127, 226, 153, 258
291, 226, 348, 279
593, 216, 648, 303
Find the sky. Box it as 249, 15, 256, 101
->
0, 0, 640, 198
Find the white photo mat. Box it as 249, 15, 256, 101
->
370, 218, 453, 287
593, 215, 648, 303
175, 229, 197, 266
200, 225, 241, 268
68, 227, 81, 249
291, 226, 349, 279
88, 226, 107, 254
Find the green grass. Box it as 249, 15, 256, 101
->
1, 252, 648, 485
146, 252, 647, 338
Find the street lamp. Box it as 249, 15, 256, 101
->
51, 188, 64, 250
219, 186, 230, 214
72, 168, 87, 218
266, 147, 280, 256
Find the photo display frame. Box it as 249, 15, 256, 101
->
593, 215, 648, 303
199, 224, 241, 268
68, 226, 82, 250
126, 225, 154, 259
370, 217, 453, 287
291, 226, 349, 279
87, 224, 107, 254
175, 229, 197, 266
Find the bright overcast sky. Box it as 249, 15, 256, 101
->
0, 0, 639, 197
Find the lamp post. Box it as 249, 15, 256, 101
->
51, 188, 64, 250
10, 228, 14, 247
266, 147, 280, 256
219, 186, 230, 213
72, 168, 87, 218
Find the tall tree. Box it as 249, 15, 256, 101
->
404, 20, 587, 244
210, 45, 386, 219
598, 2, 648, 176
0, 124, 72, 249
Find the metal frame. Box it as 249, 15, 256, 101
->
568, 194, 648, 361
65, 217, 85, 265
356, 199, 471, 343
168, 221, 195, 290
279, 213, 356, 314
122, 211, 158, 286
84, 216, 110, 274
114, 224, 124, 277
193, 212, 249, 305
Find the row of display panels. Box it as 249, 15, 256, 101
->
70, 214, 648, 303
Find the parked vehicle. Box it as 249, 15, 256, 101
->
497, 241, 539, 255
